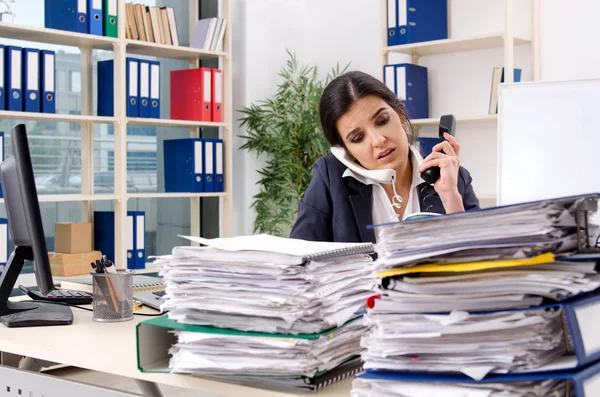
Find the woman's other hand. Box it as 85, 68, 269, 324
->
417, 132, 464, 213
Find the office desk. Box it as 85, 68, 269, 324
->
0, 299, 354, 397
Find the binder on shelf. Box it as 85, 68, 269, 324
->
103, 0, 118, 38
418, 137, 443, 156
170, 67, 212, 121
384, 63, 428, 119
357, 359, 600, 397
88, 0, 103, 36
203, 138, 215, 193
149, 60, 160, 119
132, 211, 145, 270
211, 68, 222, 122
126, 212, 134, 269
44, 0, 88, 34
40, 50, 55, 114
214, 138, 224, 192
94, 210, 146, 270
163, 138, 204, 193
126, 57, 139, 117
386, 0, 398, 46
0, 218, 7, 276
396, 0, 448, 45
0, 45, 5, 111
22, 48, 40, 113
0, 132, 4, 198
97, 59, 114, 117
139, 60, 150, 118
5, 46, 22, 112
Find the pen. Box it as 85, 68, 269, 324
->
104, 260, 117, 274
95, 259, 105, 273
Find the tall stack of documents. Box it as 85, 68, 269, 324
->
152, 234, 378, 391
352, 194, 600, 396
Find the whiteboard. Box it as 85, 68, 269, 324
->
498, 79, 600, 205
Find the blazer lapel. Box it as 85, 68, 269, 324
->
347, 178, 376, 243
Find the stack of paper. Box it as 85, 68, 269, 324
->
153, 234, 378, 390
158, 236, 376, 334
352, 194, 600, 396
374, 196, 599, 269
169, 318, 365, 376
361, 308, 566, 379
370, 253, 600, 313
351, 378, 568, 397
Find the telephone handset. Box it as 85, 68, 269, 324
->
420, 114, 456, 185
330, 145, 403, 211
330, 145, 396, 185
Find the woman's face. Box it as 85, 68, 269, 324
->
336, 95, 410, 171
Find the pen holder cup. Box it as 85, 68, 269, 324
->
91, 270, 134, 322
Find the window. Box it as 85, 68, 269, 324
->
69, 71, 81, 93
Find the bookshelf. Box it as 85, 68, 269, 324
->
380, 0, 541, 207
0, 0, 232, 269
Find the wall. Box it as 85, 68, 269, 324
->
231, 0, 600, 236
231, 0, 307, 236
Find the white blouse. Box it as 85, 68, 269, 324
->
342, 145, 426, 226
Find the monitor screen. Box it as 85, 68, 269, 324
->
2, 124, 53, 294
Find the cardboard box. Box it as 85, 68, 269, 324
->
49, 251, 102, 276
54, 223, 92, 254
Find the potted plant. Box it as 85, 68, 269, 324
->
239, 51, 348, 236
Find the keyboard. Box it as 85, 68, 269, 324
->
153, 290, 166, 297
19, 285, 93, 305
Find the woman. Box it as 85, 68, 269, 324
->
290, 71, 479, 243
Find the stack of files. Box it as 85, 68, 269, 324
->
351, 359, 600, 397
371, 252, 600, 313
125, 3, 179, 45
190, 17, 227, 52
361, 305, 568, 379
157, 234, 377, 334
373, 194, 600, 270
168, 319, 365, 388
351, 193, 600, 396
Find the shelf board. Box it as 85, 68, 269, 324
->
411, 115, 497, 126
0, 110, 116, 124
125, 39, 227, 60
384, 33, 531, 56
126, 117, 227, 128
0, 21, 117, 50
127, 192, 228, 199
0, 194, 120, 204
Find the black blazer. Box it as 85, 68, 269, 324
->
290, 155, 480, 243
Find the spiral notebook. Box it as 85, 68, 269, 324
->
206, 356, 363, 392
59, 275, 165, 294
178, 234, 375, 263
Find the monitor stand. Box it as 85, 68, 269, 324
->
0, 246, 72, 328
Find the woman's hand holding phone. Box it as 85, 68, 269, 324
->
418, 133, 465, 213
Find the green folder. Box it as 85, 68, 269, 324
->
103, 0, 118, 38
136, 314, 362, 372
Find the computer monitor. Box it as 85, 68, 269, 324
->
0, 124, 72, 327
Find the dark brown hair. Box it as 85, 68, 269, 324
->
319, 71, 414, 147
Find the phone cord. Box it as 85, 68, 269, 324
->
389, 175, 403, 222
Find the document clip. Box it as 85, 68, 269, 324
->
575, 197, 600, 253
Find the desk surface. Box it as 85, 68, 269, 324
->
0, 298, 353, 397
